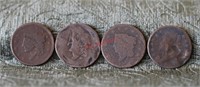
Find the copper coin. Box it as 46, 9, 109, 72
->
147, 26, 192, 68
11, 23, 54, 65
55, 23, 100, 67
101, 24, 146, 68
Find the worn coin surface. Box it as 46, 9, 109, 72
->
55, 23, 100, 67
101, 24, 146, 68
147, 26, 192, 68
11, 23, 54, 65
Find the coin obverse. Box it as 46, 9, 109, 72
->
147, 26, 192, 68
11, 23, 54, 65
55, 23, 100, 67
101, 24, 146, 68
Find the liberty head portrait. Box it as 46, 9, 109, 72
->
21, 32, 47, 60
56, 24, 100, 67
67, 25, 93, 60
113, 34, 136, 60
159, 33, 182, 60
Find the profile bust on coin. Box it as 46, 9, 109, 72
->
101, 24, 146, 68
68, 26, 92, 60
55, 23, 100, 67
113, 34, 136, 61
11, 23, 54, 65
147, 26, 192, 68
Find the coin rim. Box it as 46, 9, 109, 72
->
101, 24, 146, 68
147, 25, 192, 68
11, 22, 55, 66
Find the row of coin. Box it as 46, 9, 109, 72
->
11, 23, 192, 69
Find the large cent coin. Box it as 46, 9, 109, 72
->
11, 23, 54, 65
101, 24, 146, 68
147, 26, 192, 68
55, 23, 100, 67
